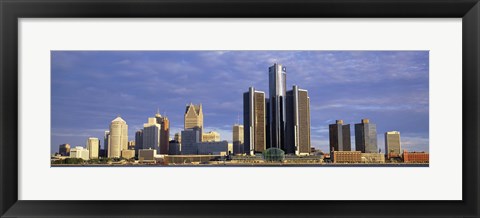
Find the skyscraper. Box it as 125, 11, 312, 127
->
355, 119, 378, 153
59, 143, 70, 156
184, 103, 203, 134
108, 117, 128, 158
285, 85, 311, 155
181, 127, 202, 155
143, 117, 161, 153
155, 111, 170, 154
104, 131, 110, 157
329, 120, 351, 153
243, 87, 266, 155
385, 131, 401, 157
268, 63, 287, 149
232, 124, 244, 154
86, 137, 100, 159
135, 130, 143, 156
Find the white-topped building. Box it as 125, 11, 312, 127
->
108, 116, 128, 158
70, 146, 90, 160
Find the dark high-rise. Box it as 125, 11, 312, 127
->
285, 85, 311, 155
329, 120, 351, 153
155, 112, 170, 154
355, 119, 378, 153
243, 87, 266, 155
134, 130, 143, 156
268, 63, 287, 149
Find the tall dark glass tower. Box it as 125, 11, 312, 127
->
243, 87, 266, 155
329, 120, 351, 153
268, 63, 287, 149
285, 85, 311, 155
355, 119, 378, 153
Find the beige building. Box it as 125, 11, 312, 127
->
332, 151, 361, 163
70, 146, 90, 160
108, 116, 128, 158
232, 124, 244, 154
184, 103, 203, 132
86, 137, 99, 159
121, 150, 135, 159
128, 140, 135, 150
361, 153, 385, 163
385, 131, 401, 157
202, 131, 220, 142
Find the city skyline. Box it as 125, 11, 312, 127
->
51, 51, 429, 153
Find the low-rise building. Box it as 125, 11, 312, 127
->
332, 151, 361, 163
138, 149, 157, 162
121, 150, 135, 159
361, 153, 385, 163
403, 150, 429, 163
196, 141, 229, 155
69, 146, 89, 160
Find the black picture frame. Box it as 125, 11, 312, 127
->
1, 0, 479, 217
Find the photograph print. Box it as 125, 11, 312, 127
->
50, 50, 429, 167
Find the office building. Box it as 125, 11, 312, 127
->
138, 149, 157, 162
174, 132, 181, 143
385, 131, 401, 158
355, 119, 378, 153
243, 87, 266, 155
196, 141, 229, 155
168, 140, 181, 155
329, 120, 351, 153
268, 63, 287, 150
86, 137, 99, 159
202, 131, 220, 142
184, 103, 203, 133
232, 124, 244, 154
155, 111, 170, 154
181, 127, 201, 155
121, 150, 135, 159
143, 117, 161, 153
403, 150, 429, 163
128, 140, 135, 150
285, 85, 311, 155
70, 146, 90, 160
104, 131, 110, 157
361, 153, 385, 163
332, 151, 361, 163
135, 130, 143, 155
108, 117, 128, 158
59, 144, 70, 156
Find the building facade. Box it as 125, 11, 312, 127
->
385, 131, 401, 158
332, 151, 362, 163
196, 141, 229, 155
59, 143, 70, 156
135, 130, 143, 156
243, 87, 266, 155
104, 131, 110, 157
232, 124, 244, 155
108, 117, 128, 158
184, 103, 203, 134
86, 137, 99, 159
181, 128, 201, 155
285, 85, 311, 155
329, 120, 351, 153
403, 150, 429, 163
355, 119, 378, 153
70, 146, 90, 160
202, 131, 221, 142
155, 112, 170, 154
268, 63, 287, 150
143, 122, 161, 153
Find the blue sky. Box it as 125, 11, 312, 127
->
51, 51, 429, 154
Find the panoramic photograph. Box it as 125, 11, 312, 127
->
50, 51, 429, 167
